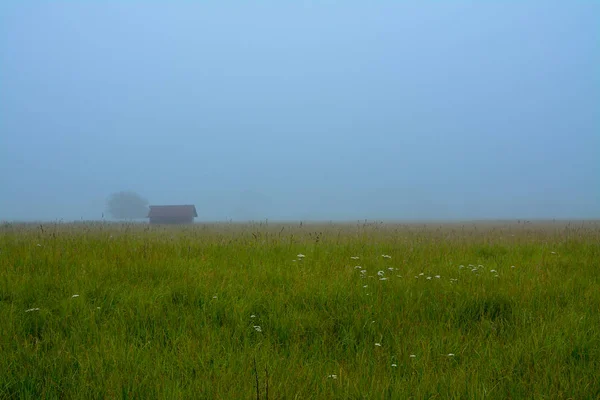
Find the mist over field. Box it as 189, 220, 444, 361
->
1, 1, 598, 222
1, 3, 600, 396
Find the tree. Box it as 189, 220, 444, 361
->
106, 191, 149, 220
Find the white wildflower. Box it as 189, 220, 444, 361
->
375, 343, 382, 347
363, 285, 368, 288
388, 267, 394, 271
490, 269, 497, 273
379, 277, 388, 281
391, 363, 397, 367
253, 325, 262, 332
377, 270, 385, 277
250, 314, 256, 318
435, 275, 440, 279
212, 295, 217, 299
419, 272, 424, 276
409, 354, 416, 358
297, 254, 305, 258
25, 308, 40, 313
327, 374, 338, 379
350, 256, 359, 260
71, 294, 79, 298
426, 276, 432, 280
355, 266, 362, 269
360, 270, 367, 275
447, 353, 455, 357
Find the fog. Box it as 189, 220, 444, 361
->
1, 1, 598, 222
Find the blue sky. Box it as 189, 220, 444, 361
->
1, 1, 598, 221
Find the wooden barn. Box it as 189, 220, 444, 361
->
147, 205, 197, 224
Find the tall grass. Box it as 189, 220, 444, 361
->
1, 221, 599, 398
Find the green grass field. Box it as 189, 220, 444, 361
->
1, 221, 599, 399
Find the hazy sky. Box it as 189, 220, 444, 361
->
1, 1, 598, 221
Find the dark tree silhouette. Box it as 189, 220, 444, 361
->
106, 191, 149, 220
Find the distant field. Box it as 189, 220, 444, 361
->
1, 221, 599, 398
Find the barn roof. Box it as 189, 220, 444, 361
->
147, 205, 198, 218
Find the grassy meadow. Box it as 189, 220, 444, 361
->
0, 220, 599, 399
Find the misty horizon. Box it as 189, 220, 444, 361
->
1, 1, 598, 222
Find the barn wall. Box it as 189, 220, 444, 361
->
149, 216, 194, 224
